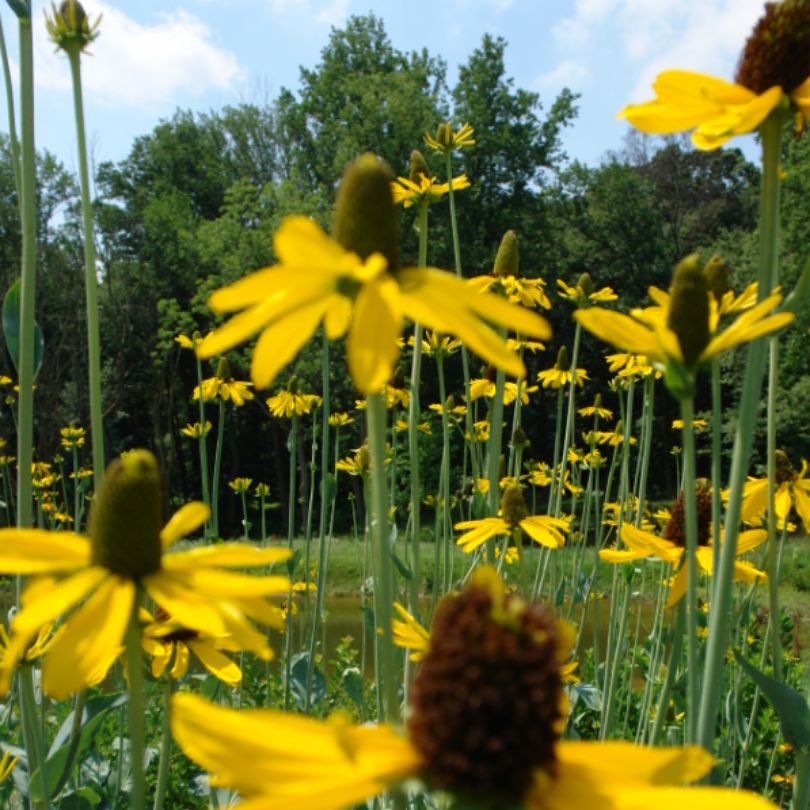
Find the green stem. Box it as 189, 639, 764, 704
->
485, 366, 506, 564
195, 357, 211, 538
152, 679, 173, 810
125, 596, 146, 810
697, 109, 785, 752
711, 359, 722, 579
679, 396, 699, 745
67, 48, 105, 491
367, 391, 398, 723
305, 336, 331, 713
19, 665, 48, 810
437, 355, 451, 592
766, 335, 783, 681
0, 15, 21, 210
547, 389, 564, 512
554, 324, 582, 517
649, 600, 685, 745
15, 12, 37, 539
210, 399, 226, 540
793, 749, 810, 810
283, 413, 298, 711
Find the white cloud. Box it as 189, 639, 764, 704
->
551, 0, 767, 101
315, 0, 350, 25
535, 60, 589, 91
34, 3, 245, 108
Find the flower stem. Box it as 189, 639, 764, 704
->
367, 391, 398, 723
125, 596, 146, 810
697, 108, 786, 752
67, 47, 105, 491
210, 399, 226, 540
18, 664, 49, 810
679, 396, 699, 745
283, 413, 298, 712
195, 357, 212, 538
15, 11, 37, 540
152, 679, 173, 810
554, 323, 582, 517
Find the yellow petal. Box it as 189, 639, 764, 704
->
160, 502, 210, 549
251, 298, 331, 390
0, 530, 90, 573
43, 576, 134, 699
454, 517, 508, 552
555, 740, 713, 787
189, 639, 242, 685
163, 544, 292, 569
273, 216, 351, 270
347, 276, 402, 394
170, 641, 190, 680
574, 309, 664, 361
519, 516, 567, 549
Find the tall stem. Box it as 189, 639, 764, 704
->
152, 679, 173, 810
67, 48, 105, 490
697, 109, 785, 751
195, 357, 211, 538
367, 392, 398, 722
210, 399, 226, 540
283, 413, 298, 711
554, 324, 582, 516
15, 12, 36, 537
679, 396, 699, 744
125, 596, 146, 810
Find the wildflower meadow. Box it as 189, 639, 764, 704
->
1, 1, 810, 808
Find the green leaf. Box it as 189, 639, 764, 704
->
31, 692, 127, 802
286, 652, 326, 710
341, 666, 365, 707
734, 650, 810, 748
2, 279, 44, 379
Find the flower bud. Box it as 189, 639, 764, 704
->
555, 345, 570, 371
408, 150, 429, 183
332, 153, 399, 271
667, 254, 710, 366
493, 230, 519, 277
703, 255, 731, 303
89, 450, 163, 578
501, 484, 529, 525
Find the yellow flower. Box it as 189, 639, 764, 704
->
672, 418, 709, 433
194, 374, 254, 406
424, 121, 475, 153
619, 70, 809, 150
197, 216, 549, 395
578, 399, 613, 420
60, 425, 86, 449
328, 412, 354, 427
469, 274, 552, 310
742, 451, 810, 532
469, 377, 537, 405
228, 477, 253, 495
141, 607, 243, 686
606, 352, 661, 380
175, 332, 204, 350
0, 451, 290, 699
455, 487, 569, 553
507, 336, 546, 353
391, 173, 470, 208
180, 421, 212, 439
576, 258, 793, 372
557, 276, 617, 306
537, 365, 588, 389
412, 330, 462, 358
392, 603, 430, 662
170, 565, 778, 810
266, 389, 321, 418
394, 419, 431, 435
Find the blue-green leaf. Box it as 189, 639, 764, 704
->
734, 650, 810, 748
3, 279, 44, 379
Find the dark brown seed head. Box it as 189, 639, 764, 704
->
736, 1, 810, 95
408, 569, 566, 805
663, 485, 713, 548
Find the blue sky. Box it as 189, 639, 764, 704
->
1, 0, 768, 178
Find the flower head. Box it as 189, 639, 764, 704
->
391, 173, 470, 208
424, 121, 475, 154
0, 450, 290, 698
194, 358, 254, 406
197, 154, 549, 394
60, 425, 85, 449
45, 0, 100, 55
454, 485, 569, 553
557, 274, 617, 307
266, 377, 321, 418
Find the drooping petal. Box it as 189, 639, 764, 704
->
162, 544, 292, 569
160, 502, 210, 549
519, 516, 567, 549
574, 309, 664, 361
43, 576, 134, 699
0, 530, 91, 574
347, 276, 402, 394
251, 298, 332, 390
188, 639, 242, 686
454, 518, 509, 552
171, 693, 421, 805
170, 641, 190, 680
665, 565, 688, 608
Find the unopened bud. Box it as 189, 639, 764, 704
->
493, 230, 519, 277
409, 150, 429, 183
667, 254, 710, 366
